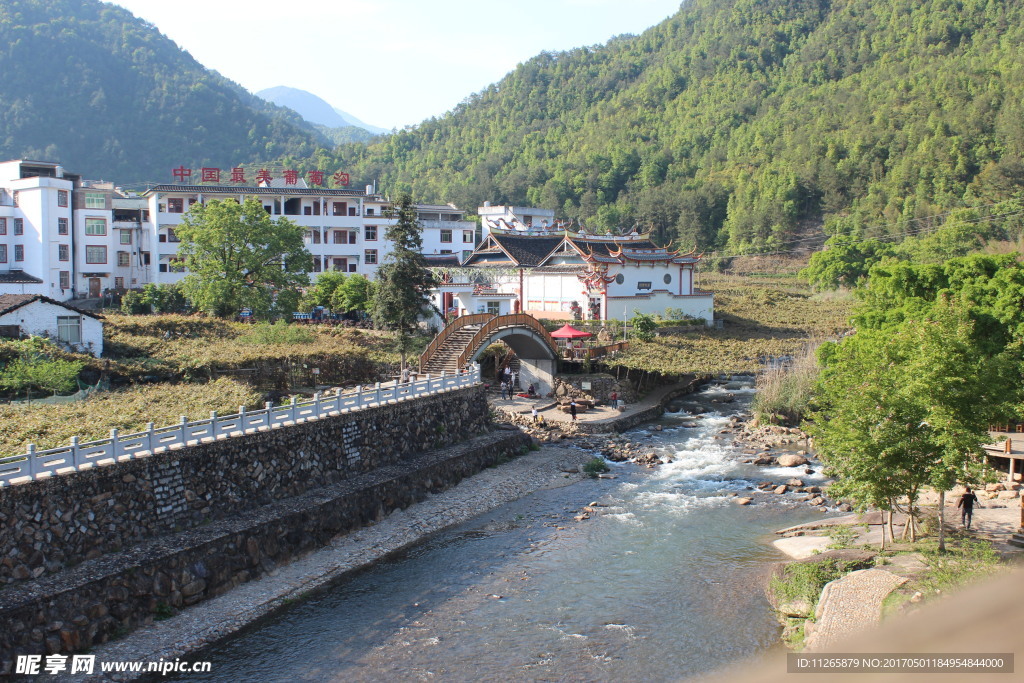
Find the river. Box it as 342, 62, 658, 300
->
177, 377, 827, 682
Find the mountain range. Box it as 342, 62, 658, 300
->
0, 0, 324, 182
255, 87, 388, 135
2, 0, 1023, 255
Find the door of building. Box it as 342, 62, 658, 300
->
88, 278, 102, 298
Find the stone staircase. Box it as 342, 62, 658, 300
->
1009, 531, 1024, 549
421, 324, 481, 374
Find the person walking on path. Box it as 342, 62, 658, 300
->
957, 487, 979, 529
531, 407, 539, 423
569, 400, 578, 422
499, 380, 507, 400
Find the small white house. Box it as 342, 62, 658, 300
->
0, 294, 104, 356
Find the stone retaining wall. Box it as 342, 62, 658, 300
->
0, 429, 530, 669
0, 386, 489, 586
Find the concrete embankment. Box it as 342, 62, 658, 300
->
0, 428, 534, 672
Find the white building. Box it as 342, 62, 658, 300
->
0, 158, 479, 301
0, 294, 104, 356
0, 160, 77, 300
430, 206, 714, 324
139, 181, 476, 284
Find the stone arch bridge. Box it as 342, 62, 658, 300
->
419, 313, 560, 394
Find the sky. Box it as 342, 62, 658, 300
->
107, 0, 682, 130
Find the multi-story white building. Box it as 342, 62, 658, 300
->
0, 159, 479, 300
0, 160, 78, 300
139, 181, 476, 284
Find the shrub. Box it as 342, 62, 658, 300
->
752, 339, 820, 425
583, 457, 610, 477
120, 289, 148, 314
769, 558, 865, 609
629, 312, 657, 342
240, 320, 315, 345
0, 339, 84, 398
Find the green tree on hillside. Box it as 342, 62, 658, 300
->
372, 194, 435, 370
176, 198, 312, 319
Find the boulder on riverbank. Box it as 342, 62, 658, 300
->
777, 454, 809, 467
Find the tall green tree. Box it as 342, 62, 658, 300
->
334, 273, 375, 314
301, 271, 348, 311
176, 198, 312, 319
809, 301, 1012, 550
372, 193, 435, 370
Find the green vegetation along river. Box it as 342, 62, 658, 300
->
177, 378, 829, 681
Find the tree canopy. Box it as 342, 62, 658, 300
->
371, 194, 435, 368
176, 198, 312, 319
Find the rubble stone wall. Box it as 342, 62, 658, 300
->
0, 386, 489, 587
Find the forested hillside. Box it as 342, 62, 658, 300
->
0, 0, 323, 181
304, 0, 1024, 253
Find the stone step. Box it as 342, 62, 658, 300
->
1009, 534, 1024, 549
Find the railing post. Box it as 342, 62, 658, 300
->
26, 444, 37, 478
146, 423, 155, 454
314, 391, 322, 416
374, 382, 381, 405
70, 436, 80, 467
110, 428, 120, 459
265, 401, 273, 426
239, 405, 247, 432
290, 396, 298, 422
210, 411, 218, 437
180, 415, 188, 444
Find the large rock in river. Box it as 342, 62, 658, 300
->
777, 454, 809, 467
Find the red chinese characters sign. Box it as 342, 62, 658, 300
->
171, 166, 352, 188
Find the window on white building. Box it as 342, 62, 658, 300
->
463, 250, 473, 262
365, 225, 377, 241
166, 228, 179, 243
14, 245, 24, 261
57, 190, 69, 207
486, 301, 500, 315
58, 218, 68, 235
85, 192, 105, 209
58, 244, 69, 261
463, 230, 474, 243
14, 218, 23, 235
333, 230, 345, 244
115, 277, 124, 289
85, 218, 106, 236
440, 229, 453, 243
365, 249, 378, 265
167, 198, 184, 213
0, 217, 6, 234
86, 246, 106, 264
59, 271, 70, 289
57, 316, 81, 344
637, 281, 652, 290
117, 251, 130, 267
0, 245, 6, 262
120, 230, 132, 244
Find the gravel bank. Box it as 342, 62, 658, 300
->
57, 445, 594, 681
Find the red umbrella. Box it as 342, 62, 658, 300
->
550, 324, 593, 339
